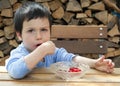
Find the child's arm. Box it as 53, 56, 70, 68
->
72, 55, 114, 73
5, 41, 56, 79
24, 41, 56, 70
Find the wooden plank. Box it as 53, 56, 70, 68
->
0, 81, 120, 86
52, 40, 107, 54
0, 66, 120, 75
31, 67, 120, 75
0, 66, 7, 73
0, 70, 120, 82
0, 66, 120, 84
51, 25, 107, 38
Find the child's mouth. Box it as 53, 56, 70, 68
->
36, 44, 41, 47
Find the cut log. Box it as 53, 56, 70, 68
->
0, 23, 4, 28
9, 39, 19, 48
0, 55, 9, 66
1, 8, 13, 17
9, 0, 17, 5
85, 10, 92, 17
63, 12, 75, 23
0, 16, 2, 23
66, 0, 82, 12
112, 56, 120, 68
80, 0, 91, 8
107, 13, 114, 23
95, 11, 108, 24
106, 40, 120, 48
106, 49, 120, 58
48, 0, 62, 11
0, 30, 4, 37
0, 37, 7, 44
103, 0, 120, 13
84, 18, 93, 24
108, 37, 120, 43
60, 0, 67, 3
0, 51, 4, 58
52, 6, 64, 19
69, 18, 79, 25
0, 0, 11, 9
35, 0, 52, 3
3, 18, 13, 25
41, 2, 50, 11
4, 25, 15, 39
91, 0, 99, 2
107, 48, 115, 52
76, 13, 87, 18
107, 15, 117, 30
12, 3, 22, 12
88, 1, 105, 11
108, 24, 120, 37
3, 46, 13, 55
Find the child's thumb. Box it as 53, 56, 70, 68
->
98, 55, 105, 62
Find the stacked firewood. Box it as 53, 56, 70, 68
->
0, 0, 120, 66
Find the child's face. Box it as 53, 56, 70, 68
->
17, 18, 50, 52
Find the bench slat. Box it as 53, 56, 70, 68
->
51, 25, 107, 54
53, 40, 107, 54
51, 25, 107, 38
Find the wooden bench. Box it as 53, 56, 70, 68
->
51, 25, 107, 58
0, 25, 108, 66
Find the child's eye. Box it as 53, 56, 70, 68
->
41, 28, 48, 31
28, 29, 34, 32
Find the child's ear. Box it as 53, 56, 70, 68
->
16, 32, 22, 41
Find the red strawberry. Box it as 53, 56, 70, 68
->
68, 67, 81, 72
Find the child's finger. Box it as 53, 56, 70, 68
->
98, 55, 106, 62
104, 59, 112, 64
104, 59, 115, 69
109, 62, 115, 68
95, 56, 107, 66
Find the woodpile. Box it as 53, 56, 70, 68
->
0, 0, 120, 66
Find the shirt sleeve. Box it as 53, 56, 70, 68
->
5, 46, 31, 79
55, 48, 76, 62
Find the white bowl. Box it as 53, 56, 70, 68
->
49, 61, 90, 80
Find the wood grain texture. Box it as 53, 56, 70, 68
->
51, 25, 107, 38
0, 66, 120, 86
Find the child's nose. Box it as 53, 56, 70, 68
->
36, 32, 42, 40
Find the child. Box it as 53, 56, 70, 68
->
5, 1, 114, 79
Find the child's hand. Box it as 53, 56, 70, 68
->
94, 55, 115, 73
41, 41, 56, 55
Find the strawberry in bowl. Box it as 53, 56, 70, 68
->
68, 67, 81, 72
49, 61, 89, 80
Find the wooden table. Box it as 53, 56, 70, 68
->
0, 66, 120, 86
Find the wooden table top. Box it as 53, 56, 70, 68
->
0, 66, 120, 86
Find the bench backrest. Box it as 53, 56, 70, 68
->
51, 25, 107, 54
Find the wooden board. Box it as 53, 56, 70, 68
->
52, 40, 107, 54
0, 67, 120, 82
0, 66, 120, 86
51, 25, 107, 38
0, 81, 120, 86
